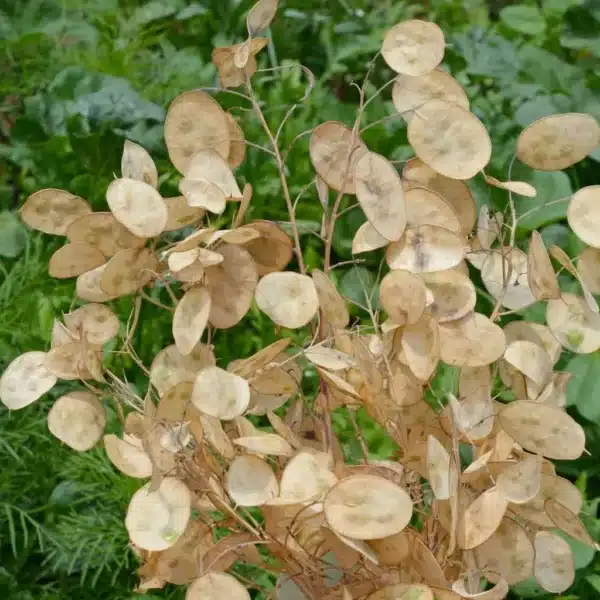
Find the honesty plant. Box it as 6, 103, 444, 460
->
2, 1, 600, 599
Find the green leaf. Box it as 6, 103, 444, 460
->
555, 529, 596, 569
0, 211, 28, 258
500, 6, 547, 36
587, 574, 600, 593
512, 166, 573, 233
339, 266, 379, 311
565, 353, 600, 423
510, 577, 547, 598
515, 94, 572, 128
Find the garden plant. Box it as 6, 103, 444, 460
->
2, 1, 600, 599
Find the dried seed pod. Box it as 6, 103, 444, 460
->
452, 573, 509, 599
323, 474, 412, 540
226, 455, 278, 506
380, 269, 426, 325
567, 185, 600, 249
125, 477, 192, 551
528, 231, 560, 301
510, 473, 582, 528
577, 246, 600, 293
247, 0, 278, 35
421, 268, 476, 323
352, 221, 389, 254
20, 188, 91, 235
548, 244, 598, 313
474, 517, 535, 584
103, 433, 153, 478
546, 292, 600, 353
106, 178, 167, 238
179, 178, 226, 214
48, 392, 105, 451
173, 287, 211, 356
354, 151, 406, 242
484, 174, 537, 197
67, 212, 146, 257
0, 352, 57, 410
533, 531, 575, 593
63, 303, 119, 346
438, 312, 506, 367
401, 313, 440, 381
309, 121, 367, 194
367, 584, 433, 600
392, 68, 469, 123
100, 247, 158, 297
242, 220, 293, 276
202, 243, 257, 328
233, 433, 293, 456
76, 265, 117, 302
481, 247, 536, 310
150, 344, 215, 396
427, 435, 451, 500
211, 38, 268, 88
275, 450, 337, 504
408, 100, 492, 180
48, 243, 105, 279
495, 453, 542, 504
517, 113, 600, 171
544, 498, 597, 548
311, 269, 349, 329
405, 187, 462, 234
386, 225, 465, 273
503, 340, 552, 385
255, 272, 319, 329
499, 401, 585, 460
186, 571, 250, 600
164, 90, 230, 173
382, 20, 445, 76
304, 346, 356, 370
163, 196, 205, 232
192, 366, 250, 420
121, 140, 158, 188
457, 486, 507, 550
403, 158, 476, 235
185, 148, 242, 199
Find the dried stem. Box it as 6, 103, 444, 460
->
246, 76, 306, 274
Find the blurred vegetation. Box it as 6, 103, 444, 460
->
1, 0, 600, 598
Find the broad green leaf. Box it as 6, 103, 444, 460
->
518, 46, 583, 92
565, 353, 600, 423
500, 6, 546, 36
555, 529, 596, 569
339, 266, 379, 311
0, 211, 28, 258
453, 30, 519, 80
587, 574, 600, 593
512, 167, 572, 233
515, 94, 571, 128
510, 577, 547, 598
542, 0, 583, 17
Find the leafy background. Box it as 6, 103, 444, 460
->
1, 0, 600, 598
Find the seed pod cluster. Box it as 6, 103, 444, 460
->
2, 2, 599, 599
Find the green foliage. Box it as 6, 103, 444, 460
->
1, 0, 600, 599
